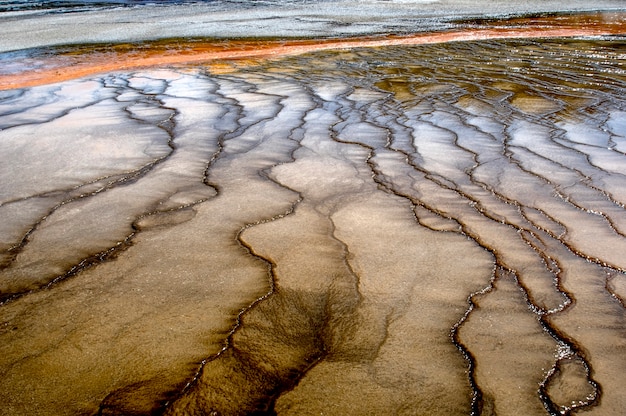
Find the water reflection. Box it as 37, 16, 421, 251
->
0, 37, 625, 415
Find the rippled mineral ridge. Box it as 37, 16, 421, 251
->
1, 3, 626, 416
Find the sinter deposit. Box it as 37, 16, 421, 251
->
0, 2, 625, 415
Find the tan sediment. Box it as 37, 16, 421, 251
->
2, 10, 626, 416
1, 12, 625, 90
0, 30, 626, 416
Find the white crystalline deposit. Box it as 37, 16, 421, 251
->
0, 0, 625, 52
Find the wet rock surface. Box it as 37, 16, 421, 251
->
1, 36, 625, 415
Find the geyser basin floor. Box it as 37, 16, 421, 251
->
1, 11, 626, 416
2, 11, 626, 90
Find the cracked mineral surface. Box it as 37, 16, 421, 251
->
0, 2, 625, 416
